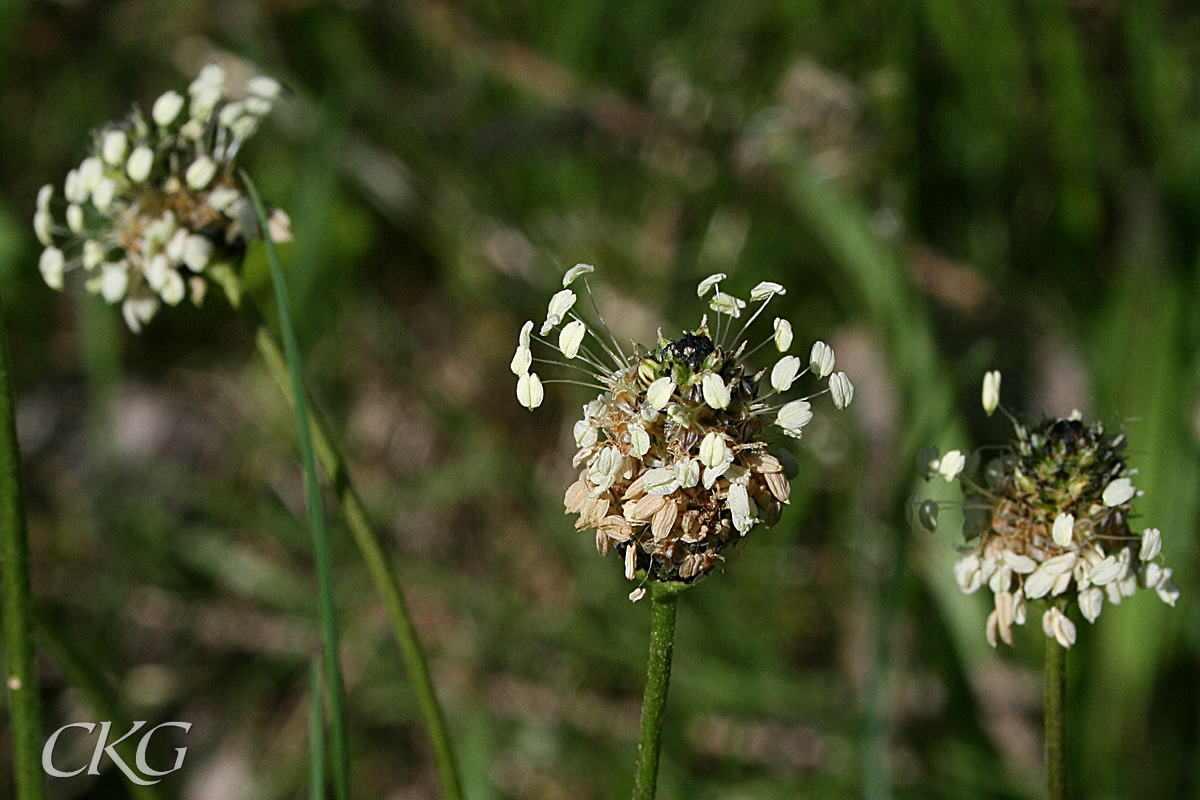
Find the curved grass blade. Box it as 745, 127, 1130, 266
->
242, 173, 350, 800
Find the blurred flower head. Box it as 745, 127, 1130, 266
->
515, 265, 853, 591
34, 63, 290, 332
918, 371, 1178, 649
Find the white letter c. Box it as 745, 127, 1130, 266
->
43, 722, 96, 778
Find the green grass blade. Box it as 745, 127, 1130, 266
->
248, 320, 463, 800
0, 302, 43, 800
310, 659, 326, 800
242, 173, 351, 800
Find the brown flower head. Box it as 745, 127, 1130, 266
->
515, 266, 852, 596
918, 371, 1177, 648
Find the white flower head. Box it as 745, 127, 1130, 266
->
182, 235, 213, 272
33, 211, 52, 246
1079, 587, 1103, 623
629, 425, 651, 458
517, 372, 544, 410
98, 263, 129, 303
558, 320, 586, 359
1052, 512, 1075, 548
829, 372, 854, 409
727, 482, 751, 517
646, 376, 675, 410
954, 555, 982, 593
101, 130, 127, 166
34, 66, 285, 331
540, 289, 577, 335
1102, 478, 1136, 507
982, 370, 1001, 416
126, 146, 154, 183
1089, 556, 1122, 586
701, 373, 730, 409
152, 90, 186, 126
675, 458, 700, 489
247, 75, 283, 100
642, 467, 679, 496
699, 431, 726, 468
66, 204, 84, 234
91, 178, 116, 212
38, 247, 65, 290
510, 345, 532, 376
1140, 528, 1162, 561
1155, 568, 1180, 607
82, 240, 105, 270
122, 295, 158, 333
809, 341, 835, 379
773, 318, 792, 352
185, 157, 217, 191
563, 263, 594, 287
709, 291, 746, 318
770, 356, 801, 393
749, 281, 786, 302
937, 450, 965, 482
776, 400, 812, 437
696, 273, 726, 297
1042, 607, 1077, 649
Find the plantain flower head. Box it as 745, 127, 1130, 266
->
34, 63, 290, 332
919, 371, 1178, 649
515, 267, 852, 591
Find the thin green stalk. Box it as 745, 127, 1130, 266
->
632, 580, 687, 800
33, 615, 161, 800
209, 279, 463, 800
1045, 635, 1066, 800
243, 174, 350, 800
0, 304, 43, 800
310, 658, 326, 800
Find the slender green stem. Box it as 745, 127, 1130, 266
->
211, 236, 463, 799
243, 175, 350, 800
632, 580, 688, 800
0, 304, 43, 800
249, 317, 463, 800
1045, 635, 1066, 800
310, 658, 327, 800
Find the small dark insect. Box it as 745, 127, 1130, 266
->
663, 332, 714, 371
1046, 418, 1085, 453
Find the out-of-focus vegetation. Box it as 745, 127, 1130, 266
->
2, 1, 1199, 798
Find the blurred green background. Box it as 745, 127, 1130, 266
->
1, 0, 1199, 798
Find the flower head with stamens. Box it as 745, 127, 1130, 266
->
516, 267, 853, 591
34, 63, 290, 332
918, 371, 1178, 649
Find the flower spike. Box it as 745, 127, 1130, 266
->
517, 267, 850, 589
922, 371, 1177, 648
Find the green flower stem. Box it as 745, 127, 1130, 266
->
1045, 635, 1066, 800
0, 305, 43, 800
243, 175, 350, 800
632, 580, 688, 800
213, 265, 462, 800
